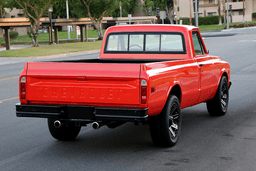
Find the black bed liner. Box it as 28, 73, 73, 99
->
49, 58, 180, 64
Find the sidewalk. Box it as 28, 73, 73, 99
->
0, 37, 98, 52
201, 26, 256, 37
0, 44, 33, 52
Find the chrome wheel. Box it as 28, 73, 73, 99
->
221, 79, 228, 112
169, 103, 180, 140
149, 95, 181, 147
207, 76, 229, 116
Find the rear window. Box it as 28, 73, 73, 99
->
105, 32, 186, 54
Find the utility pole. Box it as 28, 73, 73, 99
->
66, 0, 70, 39
226, 0, 229, 29
195, 0, 198, 27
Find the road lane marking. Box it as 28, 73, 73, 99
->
0, 76, 19, 82
0, 96, 19, 103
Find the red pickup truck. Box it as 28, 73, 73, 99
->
16, 25, 231, 147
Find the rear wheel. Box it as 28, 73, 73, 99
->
149, 95, 181, 147
48, 119, 81, 141
207, 76, 229, 116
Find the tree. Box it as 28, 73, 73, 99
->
111, 0, 138, 18
8, 0, 57, 47
218, 0, 222, 25
0, 0, 7, 18
81, 0, 118, 40
53, 0, 118, 40
145, 0, 174, 23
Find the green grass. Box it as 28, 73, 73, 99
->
199, 20, 256, 31
0, 29, 106, 44
0, 40, 103, 57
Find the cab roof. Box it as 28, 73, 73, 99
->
105, 24, 197, 34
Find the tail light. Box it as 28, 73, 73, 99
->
20, 76, 26, 100
141, 79, 147, 104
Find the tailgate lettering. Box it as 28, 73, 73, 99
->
39, 87, 132, 102
108, 89, 113, 100
90, 88, 95, 99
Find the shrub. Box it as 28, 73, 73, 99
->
179, 15, 224, 26
252, 13, 256, 19
4, 31, 19, 39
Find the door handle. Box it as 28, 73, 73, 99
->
199, 64, 205, 67
77, 76, 87, 81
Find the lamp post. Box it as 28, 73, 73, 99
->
119, 2, 122, 18
66, 0, 70, 39
226, 0, 229, 29
48, 6, 53, 44
195, 0, 198, 27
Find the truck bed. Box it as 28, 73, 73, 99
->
50, 58, 176, 64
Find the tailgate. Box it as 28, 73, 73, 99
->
26, 62, 141, 105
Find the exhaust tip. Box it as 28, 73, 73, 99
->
92, 122, 100, 129
54, 120, 61, 128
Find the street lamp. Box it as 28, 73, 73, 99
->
48, 6, 53, 44
66, 0, 70, 39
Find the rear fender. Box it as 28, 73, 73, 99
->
212, 68, 230, 97
163, 81, 182, 109
218, 67, 230, 86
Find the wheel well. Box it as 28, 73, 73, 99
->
222, 72, 228, 79
169, 85, 181, 102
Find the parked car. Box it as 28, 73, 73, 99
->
38, 29, 48, 34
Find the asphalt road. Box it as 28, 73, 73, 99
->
1, 27, 256, 171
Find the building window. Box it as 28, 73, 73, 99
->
18, 14, 24, 17
208, 12, 217, 16
209, 0, 214, 4
233, 10, 244, 16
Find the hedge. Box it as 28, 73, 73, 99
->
252, 13, 256, 19
179, 15, 224, 26
4, 31, 19, 39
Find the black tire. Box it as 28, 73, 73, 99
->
149, 95, 181, 147
48, 119, 81, 141
207, 76, 229, 116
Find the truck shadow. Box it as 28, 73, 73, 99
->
44, 106, 217, 154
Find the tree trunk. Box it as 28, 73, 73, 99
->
166, 7, 173, 24
94, 22, 104, 40
30, 21, 40, 47
218, 0, 222, 25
